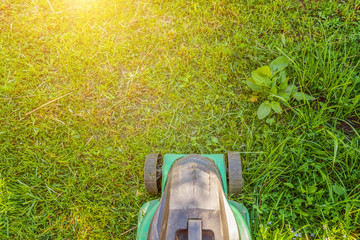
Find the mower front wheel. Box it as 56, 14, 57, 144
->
227, 151, 243, 194
144, 153, 162, 195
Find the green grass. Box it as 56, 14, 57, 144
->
0, 0, 359, 239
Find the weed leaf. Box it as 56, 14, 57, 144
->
252, 66, 272, 86
277, 91, 291, 101
332, 184, 346, 196
211, 136, 219, 144
284, 84, 297, 95
257, 101, 272, 119
279, 71, 286, 82
284, 182, 294, 188
279, 76, 288, 90
294, 92, 315, 101
246, 77, 262, 91
271, 101, 282, 113
270, 86, 277, 94
269, 56, 289, 72
307, 186, 317, 194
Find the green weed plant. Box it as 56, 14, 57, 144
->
247, 56, 315, 120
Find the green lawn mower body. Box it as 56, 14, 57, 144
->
137, 153, 252, 240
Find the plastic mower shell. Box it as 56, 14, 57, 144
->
137, 153, 251, 240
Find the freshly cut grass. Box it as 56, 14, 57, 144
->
0, 0, 359, 239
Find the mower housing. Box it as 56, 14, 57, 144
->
137, 154, 251, 240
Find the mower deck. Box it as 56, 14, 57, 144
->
137, 153, 251, 240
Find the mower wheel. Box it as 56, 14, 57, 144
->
144, 153, 162, 195
227, 151, 243, 194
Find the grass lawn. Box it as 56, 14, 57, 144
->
1, 0, 360, 239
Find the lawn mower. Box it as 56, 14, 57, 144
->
136, 152, 252, 240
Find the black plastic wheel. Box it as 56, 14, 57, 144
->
227, 151, 243, 194
144, 153, 162, 195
